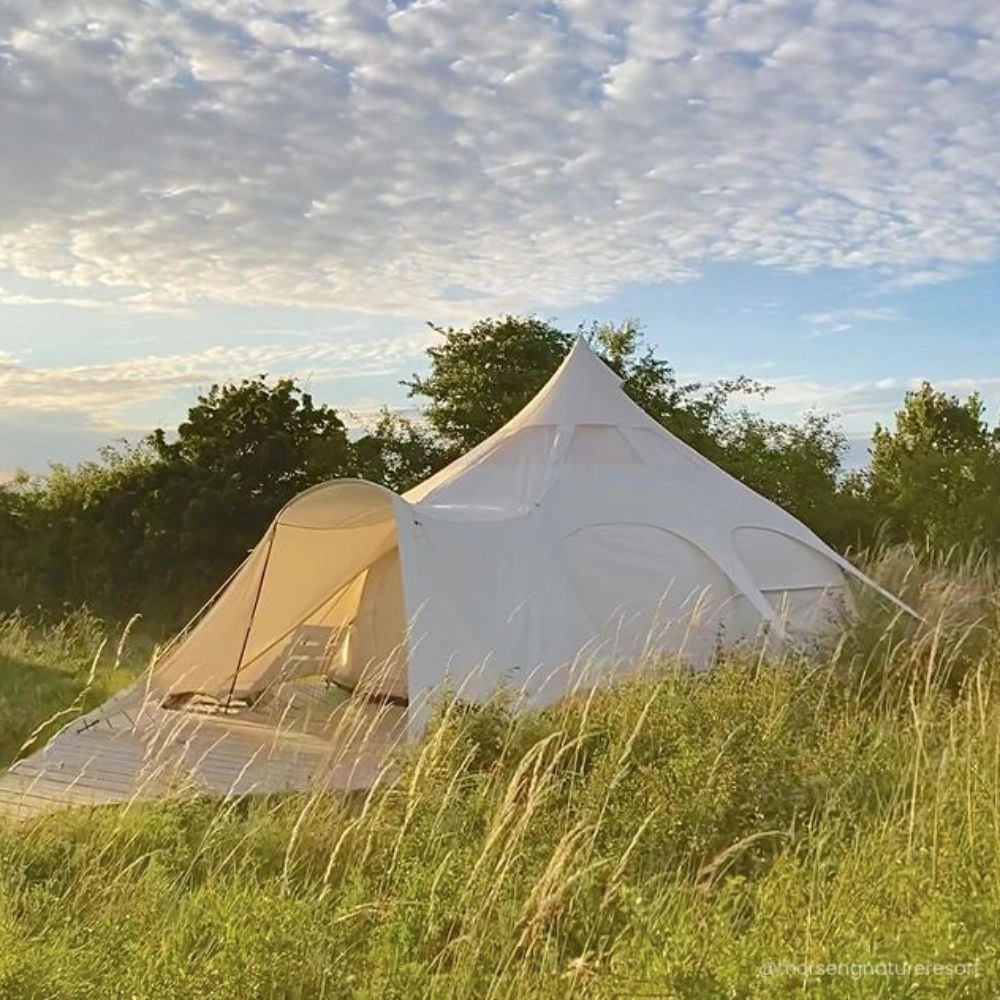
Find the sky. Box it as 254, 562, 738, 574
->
0, 0, 997, 477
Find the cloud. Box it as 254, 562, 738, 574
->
0, 411, 148, 476
338, 399, 424, 435
756, 372, 1000, 433
0, 335, 434, 424
0, 0, 996, 314
802, 306, 902, 336
874, 263, 971, 291
0, 287, 191, 313
0, 291, 117, 309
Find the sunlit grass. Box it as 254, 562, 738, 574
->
0, 549, 998, 997
0, 608, 151, 764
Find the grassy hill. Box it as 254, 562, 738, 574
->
0, 551, 997, 998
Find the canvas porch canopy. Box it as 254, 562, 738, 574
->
148, 337, 909, 728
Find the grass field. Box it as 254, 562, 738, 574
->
0, 550, 998, 998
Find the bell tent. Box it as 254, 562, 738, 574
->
0, 337, 911, 818
148, 336, 904, 716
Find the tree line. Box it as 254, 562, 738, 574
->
1, 316, 997, 626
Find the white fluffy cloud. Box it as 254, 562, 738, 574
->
758, 372, 1000, 433
802, 306, 902, 335
0, 335, 433, 422
0, 0, 997, 313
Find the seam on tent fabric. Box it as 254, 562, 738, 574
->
551, 521, 750, 634
624, 427, 725, 504
731, 524, 920, 621
274, 477, 403, 513
515, 422, 589, 506
404, 429, 511, 502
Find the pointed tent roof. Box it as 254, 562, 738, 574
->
499, 335, 640, 428
404, 336, 658, 505
404, 335, 912, 618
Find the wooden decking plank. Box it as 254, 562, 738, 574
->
0, 691, 407, 819
12, 747, 181, 785
0, 775, 128, 810
16, 738, 163, 769
9, 764, 173, 799
6, 759, 169, 797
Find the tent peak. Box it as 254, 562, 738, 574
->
566, 332, 601, 356
553, 334, 624, 386
513, 334, 631, 429
401, 335, 638, 504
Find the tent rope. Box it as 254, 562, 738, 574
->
223, 524, 278, 712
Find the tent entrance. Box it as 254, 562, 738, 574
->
262, 545, 409, 707
153, 481, 410, 714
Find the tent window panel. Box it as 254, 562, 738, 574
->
629, 427, 705, 472
732, 527, 845, 592
432, 426, 559, 509
555, 523, 742, 669
732, 528, 851, 640
485, 425, 558, 465
566, 424, 643, 464
763, 586, 850, 637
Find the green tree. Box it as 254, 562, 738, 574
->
141, 376, 356, 603
353, 409, 447, 494
0, 447, 157, 612
0, 377, 359, 622
148, 376, 351, 498
14, 318, 993, 625
0, 474, 37, 609
404, 316, 574, 453
405, 315, 762, 458
868, 382, 1000, 553
715, 410, 875, 550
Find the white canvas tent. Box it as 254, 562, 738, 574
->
0, 338, 911, 819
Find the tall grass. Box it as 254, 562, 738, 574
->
0, 549, 997, 998
0, 608, 151, 764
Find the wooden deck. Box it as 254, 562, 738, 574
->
0, 681, 407, 822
